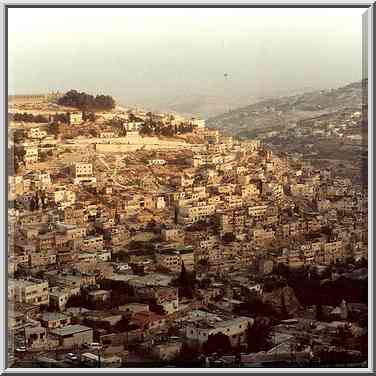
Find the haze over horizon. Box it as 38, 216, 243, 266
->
8, 7, 365, 117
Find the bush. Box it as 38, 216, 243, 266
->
203, 333, 232, 355
12, 112, 49, 123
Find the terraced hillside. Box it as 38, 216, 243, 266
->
207, 80, 366, 139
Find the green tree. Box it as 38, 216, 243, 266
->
222, 232, 236, 243
12, 112, 48, 123
331, 324, 353, 350
176, 262, 195, 299
57, 90, 115, 111
203, 333, 232, 355
83, 111, 96, 122
179, 261, 188, 284
316, 304, 325, 321
114, 316, 134, 333
114, 250, 130, 263
66, 293, 86, 308
246, 318, 273, 353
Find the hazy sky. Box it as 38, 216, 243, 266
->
8, 7, 365, 108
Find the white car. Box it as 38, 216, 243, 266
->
15, 347, 26, 353
116, 264, 131, 272
65, 353, 79, 361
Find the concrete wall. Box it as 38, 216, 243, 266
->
64, 135, 203, 152
58, 329, 93, 348
96, 143, 191, 152
73, 136, 186, 146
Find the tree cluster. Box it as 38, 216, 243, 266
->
82, 111, 96, 122
139, 121, 195, 138
174, 343, 203, 365
52, 112, 70, 124
58, 90, 116, 111
27, 191, 48, 211
245, 318, 273, 353
173, 262, 196, 299
12, 129, 26, 143
331, 324, 354, 349
107, 117, 126, 135
112, 250, 130, 263
12, 112, 49, 123
203, 332, 232, 355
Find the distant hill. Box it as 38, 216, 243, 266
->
120, 94, 261, 119
158, 94, 257, 119
207, 80, 366, 138
120, 87, 322, 119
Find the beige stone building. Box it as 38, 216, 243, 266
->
9, 278, 49, 306
49, 324, 93, 348
23, 146, 38, 164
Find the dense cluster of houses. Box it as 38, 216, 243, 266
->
8, 100, 367, 367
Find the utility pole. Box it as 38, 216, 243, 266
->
23, 327, 27, 350
97, 348, 101, 368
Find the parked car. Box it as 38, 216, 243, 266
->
15, 346, 26, 353
65, 353, 79, 361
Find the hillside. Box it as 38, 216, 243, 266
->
207, 81, 365, 138
124, 93, 260, 119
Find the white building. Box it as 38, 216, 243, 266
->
74, 163, 93, 178
124, 121, 143, 131
69, 112, 83, 125
23, 146, 38, 164
54, 186, 76, 208
185, 316, 253, 346
178, 203, 216, 224
73, 163, 96, 185
28, 127, 48, 139
148, 159, 166, 166
190, 118, 206, 129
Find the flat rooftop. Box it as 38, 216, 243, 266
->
50, 324, 92, 337
9, 278, 47, 287
41, 312, 69, 321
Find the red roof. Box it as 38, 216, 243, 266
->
132, 311, 164, 327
